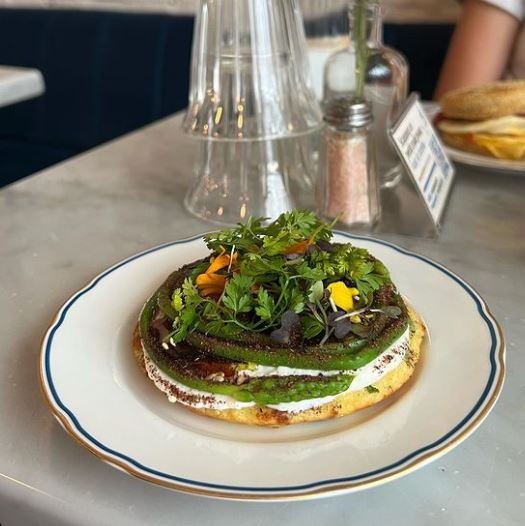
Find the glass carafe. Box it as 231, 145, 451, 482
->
323, 0, 408, 186
183, 0, 321, 225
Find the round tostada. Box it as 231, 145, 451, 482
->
135, 211, 425, 426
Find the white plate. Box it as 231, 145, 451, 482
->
425, 102, 525, 174
40, 233, 505, 500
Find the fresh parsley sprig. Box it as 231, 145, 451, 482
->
203, 210, 333, 257
169, 212, 392, 344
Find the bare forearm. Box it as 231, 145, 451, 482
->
434, 0, 520, 99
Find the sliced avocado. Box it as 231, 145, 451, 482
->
139, 294, 354, 405
185, 318, 407, 371
140, 259, 409, 402
153, 265, 408, 370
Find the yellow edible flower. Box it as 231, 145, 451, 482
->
327, 282, 360, 311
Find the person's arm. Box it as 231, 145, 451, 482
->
434, 0, 520, 100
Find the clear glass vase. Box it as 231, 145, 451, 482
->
323, 0, 409, 187
183, 0, 322, 225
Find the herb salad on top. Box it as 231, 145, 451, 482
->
136, 211, 425, 426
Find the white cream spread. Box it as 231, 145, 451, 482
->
144, 352, 255, 410
143, 327, 410, 414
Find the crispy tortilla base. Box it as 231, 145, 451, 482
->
133, 306, 426, 426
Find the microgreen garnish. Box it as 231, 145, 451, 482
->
270, 311, 302, 346
334, 306, 402, 323
328, 311, 353, 339
167, 211, 396, 344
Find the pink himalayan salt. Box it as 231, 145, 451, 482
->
325, 135, 371, 225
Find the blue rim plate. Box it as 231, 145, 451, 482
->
39, 232, 505, 500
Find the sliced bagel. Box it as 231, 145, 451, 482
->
440, 80, 525, 121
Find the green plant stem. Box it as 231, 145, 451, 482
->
354, 0, 368, 99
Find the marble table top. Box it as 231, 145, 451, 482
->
0, 65, 45, 108
0, 114, 523, 525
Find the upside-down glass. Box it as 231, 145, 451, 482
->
183, 0, 322, 224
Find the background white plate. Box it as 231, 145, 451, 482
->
40, 233, 504, 500
425, 102, 525, 174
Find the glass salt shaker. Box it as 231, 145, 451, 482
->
318, 97, 380, 230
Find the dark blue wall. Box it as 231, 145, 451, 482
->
0, 8, 452, 188
0, 9, 194, 187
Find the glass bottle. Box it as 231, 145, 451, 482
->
323, 0, 409, 186
318, 97, 380, 230
299, 0, 350, 101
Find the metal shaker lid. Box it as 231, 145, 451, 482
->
323, 97, 373, 130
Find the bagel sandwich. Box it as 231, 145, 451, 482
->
437, 80, 525, 161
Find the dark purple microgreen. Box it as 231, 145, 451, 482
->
334, 320, 353, 339
327, 311, 372, 339
328, 311, 353, 339
270, 311, 303, 346
317, 239, 335, 253
327, 311, 344, 326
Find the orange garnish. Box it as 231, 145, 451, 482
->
283, 239, 314, 255
200, 287, 224, 297
206, 253, 230, 274
196, 250, 237, 297
196, 273, 226, 288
